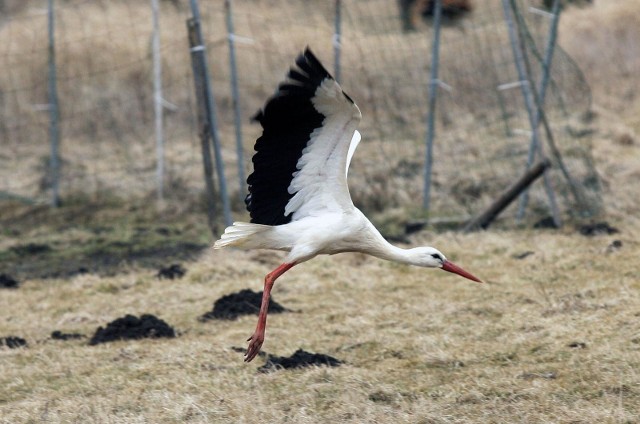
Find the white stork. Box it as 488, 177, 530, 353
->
214, 48, 481, 362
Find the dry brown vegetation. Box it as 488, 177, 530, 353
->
1, 223, 639, 422
2, 0, 640, 422
0, 0, 609, 222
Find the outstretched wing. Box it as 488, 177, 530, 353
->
246, 48, 362, 226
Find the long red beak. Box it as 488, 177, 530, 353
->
441, 260, 482, 283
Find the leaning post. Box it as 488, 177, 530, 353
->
187, 18, 219, 236
188, 0, 233, 227
502, 0, 561, 227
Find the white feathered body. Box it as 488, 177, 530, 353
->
214, 57, 378, 264
213, 48, 481, 364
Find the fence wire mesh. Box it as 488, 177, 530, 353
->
0, 0, 601, 228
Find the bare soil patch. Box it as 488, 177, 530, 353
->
0, 274, 19, 289
50, 331, 85, 341
156, 263, 187, 280
0, 336, 27, 349
0, 202, 209, 280
578, 221, 620, 236
199, 289, 289, 321
89, 314, 176, 345
258, 349, 343, 373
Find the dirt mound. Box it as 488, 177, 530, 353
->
605, 240, 623, 253
51, 331, 84, 341
578, 222, 619, 236
259, 349, 342, 372
89, 314, 176, 345
0, 274, 19, 289
157, 263, 186, 280
199, 289, 288, 321
534, 216, 560, 229
9, 243, 51, 255
0, 336, 27, 349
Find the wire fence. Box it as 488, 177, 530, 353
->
0, 0, 601, 230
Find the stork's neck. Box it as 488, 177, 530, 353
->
356, 211, 424, 266
380, 242, 418, 265
367, 232, 419, 266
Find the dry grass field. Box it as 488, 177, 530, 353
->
1, 212, 639, 423
2, 0, 640, 423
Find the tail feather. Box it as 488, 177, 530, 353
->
213, 222, 271, 249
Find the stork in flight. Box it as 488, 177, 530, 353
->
214, 48, 482, 362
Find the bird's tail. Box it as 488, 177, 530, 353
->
213, 222, 271, 249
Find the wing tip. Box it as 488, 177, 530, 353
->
302, 47, 330, 76
302, 46, 355, 105
296, 45, 356, 105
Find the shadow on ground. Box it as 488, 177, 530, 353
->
0, 200, 214, 280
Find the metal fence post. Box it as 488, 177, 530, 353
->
189, 0, 233, 228
225, 0, 246, 204
422, 0, 442, 215
151, 0, 165, 204
334, 0, 342, 83
502, 0, 561, 227
515, 0, 562, 221
47, 0, 60, 207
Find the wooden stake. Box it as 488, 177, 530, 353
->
188, 18, 218, 235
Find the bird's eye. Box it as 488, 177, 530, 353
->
431, 253, 443, 261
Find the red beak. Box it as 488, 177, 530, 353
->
441, 260, 482, 283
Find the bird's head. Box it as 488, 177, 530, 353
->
409, 246, 482, 283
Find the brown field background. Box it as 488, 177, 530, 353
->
1, 0, 623, 225
1, 0, 640, 423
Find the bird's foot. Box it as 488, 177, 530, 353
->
245, 331, 264, 362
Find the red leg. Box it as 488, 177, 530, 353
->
245, 262, 295, 362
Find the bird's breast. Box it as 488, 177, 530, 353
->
280, 211, 367, 260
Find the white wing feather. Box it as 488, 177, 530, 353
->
346, 130, 361, 176
284, 78, 362, 221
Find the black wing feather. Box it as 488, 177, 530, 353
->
246, 48, 334, 226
